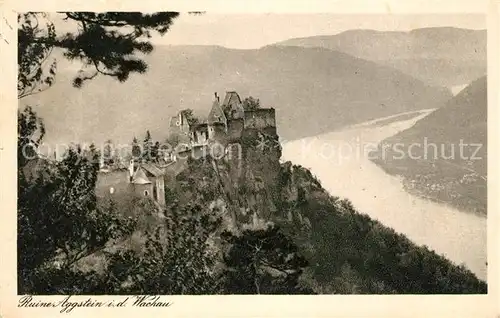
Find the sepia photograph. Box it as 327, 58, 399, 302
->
11, 7, 491, 301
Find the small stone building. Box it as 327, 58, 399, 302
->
96, 160, 167, 207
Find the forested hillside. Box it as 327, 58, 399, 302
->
371, 76, 487, 215
19, 108, 487, 294
277, 27, 486, 87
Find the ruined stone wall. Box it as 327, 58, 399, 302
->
96, 169, 147, 217
227, 118, 244, 142
156, 177, 166, 206
133, 183, 154, 200
96, 170, 134, 198
208, 123, 229, 146
243, 108, 276, 130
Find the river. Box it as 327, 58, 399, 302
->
281, 111, 487, 281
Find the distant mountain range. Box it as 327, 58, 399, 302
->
371, 76, 487, 215
276, 27, 486, 87
22, 44, 451, 146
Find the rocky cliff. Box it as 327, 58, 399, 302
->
162, 126, 486, 293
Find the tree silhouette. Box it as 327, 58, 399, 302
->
131, 137, 142, 161
151, 141, 160, 163
181, 108, 199, 126
18, 110, 136, 293
142, 130, 153, 162
221, 224, 313, 294
18, 106, 45, 168
96, 203, 223, 294
242, 96, 261, 111
102, 139, 115, 166
18, 12, 180, 98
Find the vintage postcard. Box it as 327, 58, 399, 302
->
0, 0, 499, 317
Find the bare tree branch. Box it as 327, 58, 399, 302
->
3, 17, 13, 30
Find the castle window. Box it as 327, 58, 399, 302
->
144, 190, 149, 196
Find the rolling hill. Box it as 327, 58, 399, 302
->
21, 45, 451, 146
371, 76, 487, 215
276, 27, 486, 87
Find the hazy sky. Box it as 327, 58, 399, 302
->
153, 13, 486, 49
51, 13, 486, 50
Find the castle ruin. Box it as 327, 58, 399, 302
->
96, 91, 277, 207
